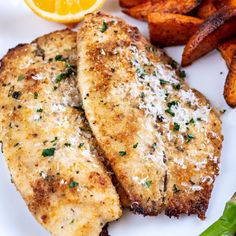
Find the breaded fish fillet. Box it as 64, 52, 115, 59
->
0, 29, 121, 236
77, 13, 223, 219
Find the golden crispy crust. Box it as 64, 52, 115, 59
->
0, 29, 121, 236
77, 12, 223, 219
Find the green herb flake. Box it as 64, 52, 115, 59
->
167, 101, 178, 108
173, 122, 180, 131
143, 180, 152, 188
17, 74, 25, 81
170, 60, 178, 69
78, 143, 84, 148
197, 117, 202, 121
55, 64, 76, 83
119, 151, 127, 156
160, 79, 169, 85
100, 21, 108, 33
165, 108, 175, 117
69, 181, 79, 188
64, 143, 71, 147
178, 70, 186, 79
55, 54, 67, 62
42, 148, 56, 157
34, 92, 38, 99
70, 219, 75, 224
140, 92, 145, 98
186, 134, 194, 142
37, 108, 43, 113
173, 83, 181, 90
48, 58, 53, 63
133, 143, 138, 148
189, 118, 195, 125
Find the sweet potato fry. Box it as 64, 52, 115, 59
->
182, 6, 236, 67
224, 52, 236, 107
196, 0, 217, 19
215, 0, 236, 9
149, 13, 203, 46
218, 37, 236, 68
123, 0, 202, 21
119, 0, 148, 8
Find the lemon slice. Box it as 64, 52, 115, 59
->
24, 0, 106, 23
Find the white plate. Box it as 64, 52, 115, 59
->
0, 1, 235, 236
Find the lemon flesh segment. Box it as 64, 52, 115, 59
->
25, 0, 106, 23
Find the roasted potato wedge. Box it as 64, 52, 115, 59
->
119, 0, 148, 8
215, 0, 236, 9
196, 0, 217, 18
224, 52, 236, 107
149, 13, 203, 46
182, 6, 236, 67
218, 37, 236, 68
123, 0, 202, 21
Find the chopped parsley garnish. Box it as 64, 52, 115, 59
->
178, 70, 186, 79
189, 118, 195, 124
42, 148, 55, 157
55, 54, 67, 62
70, 219, 75, 224
165, 108, 175, 117
170, 60, 178, 69
160, 79, 169, 85
78, 143, 84, 148
173, 83, 181, 90
69, 181, 79, 188
167, 101, 178, 108
100, 21, 108, 33
34, 92, 38, 99
197, 117, 202, 121
119, 151, 127, 156
17, 74, 25, 81
48, 58, 53, 63
37, 108, 43, 113
133, 143, 138, 148
34, 46, 45, 59
173, 122, 180, 131
143, 180, 152, 188
186, 134, 194, 142
64, 143, 71, 147
55, 64, 76, 83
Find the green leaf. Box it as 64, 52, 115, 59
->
133, 143, 138, 148
37, 108, 43, 113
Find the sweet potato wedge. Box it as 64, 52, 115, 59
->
196, 0, 217, 19
149, 13, 203, 46
182, 6, 236, 67
123, 0, 203, 21
215, 0, 236, 9
224, 52, 236, 107
119, 0, 148, 8
218, 37, 236, 68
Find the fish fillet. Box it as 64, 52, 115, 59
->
0, 29, 121, 236
77, 12, 223, 219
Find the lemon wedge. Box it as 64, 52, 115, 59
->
24, 0, 106, 23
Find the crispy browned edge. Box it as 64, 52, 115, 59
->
148, 12, 203, 46
0, 28, 113, 235
182, 6, 236, 67
224, 52, 236, 107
